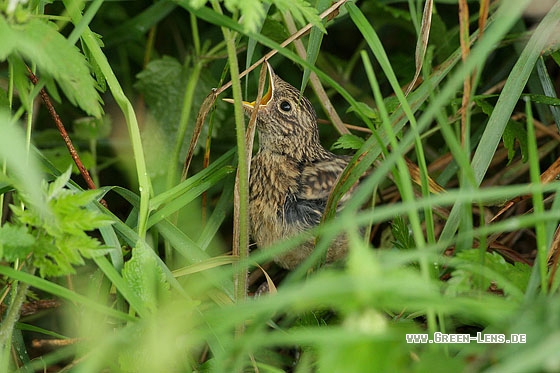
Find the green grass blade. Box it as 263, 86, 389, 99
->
62, 0, 152, 239
440, 0, 559, 243
0, 266, 134, 322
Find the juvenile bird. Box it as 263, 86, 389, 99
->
224, 61, 357, 269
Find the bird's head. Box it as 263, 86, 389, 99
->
223, 61, 321, 157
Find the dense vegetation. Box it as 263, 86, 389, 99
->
1, 0, 560, 371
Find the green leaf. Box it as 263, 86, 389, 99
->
0, 223, 35, 261
502, 120, 529, 164
80, 32, 107, 92
12, 169, 112, 277
32, 236, 77, 277
272, 0, 325, 33
0, 17, 102, 117
190, 0, 323, 34
346, 101, 380, 120
47, 166, 72, 201
0, 111, 46, 213
122, 244, 170, 314
73, 116, 111, 141
475, 98, 529, 165
446, 249, 531, 299
225, 0, 266, 34
301, 0, 330, 92
331, 134, 365, 151
134, 56, 223, 178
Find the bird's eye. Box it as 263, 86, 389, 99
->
279, 101, 291, 112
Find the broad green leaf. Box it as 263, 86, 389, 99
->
122, 244, 170, 314
135, 56, 224, 179
0, 224, 35, 261
0, 17, 102, 117
73, 116, 112, 141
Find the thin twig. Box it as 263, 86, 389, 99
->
27, 68, 107, 207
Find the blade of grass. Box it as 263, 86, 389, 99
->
536, 56, 560, 133
197, 174, 235, 250
525, 98, 547, 295
210, 0, 251, 310
0, 266, 135, 322
360, 50, 437, 336
150, 148, 236, 210
300, 0, 329, 93
440, 0, 559, 243
62, 0, 151, 239
405, 0, 433, 95
147, 164, 234, 229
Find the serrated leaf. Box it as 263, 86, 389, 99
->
47, 166, 72, 201
12, 172, 112, 277
122, 245, 170, 313
502, 120, 529, 164
0, 17, 102, 117
331, 133, 365, 150
0, 223, 35, 261
32, 235, 76, 277
273, 0, 325, 33
446, 249, 531, 299
346, 101, 379, 119
81, 33, 107, 92
225, 0, 266, 34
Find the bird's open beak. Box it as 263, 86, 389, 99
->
222, 60, 274, 109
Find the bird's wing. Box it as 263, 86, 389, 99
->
282, 156, 350, 229
298, 157, 350, 201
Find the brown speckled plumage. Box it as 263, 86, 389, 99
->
225, 62, 354, 269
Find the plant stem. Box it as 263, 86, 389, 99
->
63, 0, 151, 239
0, 281, 29, 371
210, 0, 249, 307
